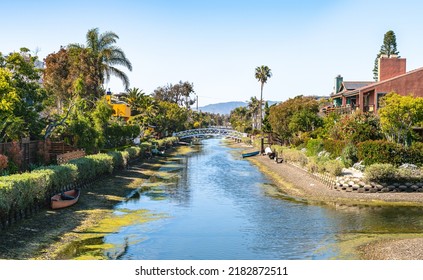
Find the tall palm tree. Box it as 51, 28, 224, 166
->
255, 65, 272, 131
69, 28, 132, 94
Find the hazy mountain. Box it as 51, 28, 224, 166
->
198, 101, 278, 115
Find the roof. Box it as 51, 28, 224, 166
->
332, 81, 374, 97
343, 81, 374, 90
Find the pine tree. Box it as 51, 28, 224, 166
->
373, 30, 399, 81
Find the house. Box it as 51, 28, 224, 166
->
105, 90, 131, 121
327, 55, 423, 115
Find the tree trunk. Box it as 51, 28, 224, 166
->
259, 83, 264, 131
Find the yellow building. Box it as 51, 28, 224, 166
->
105, 93, 131, 120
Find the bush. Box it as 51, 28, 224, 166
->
365, 163, 423, 183
341, 143, 358, 168
68, 153, 113, 181
357, 140, 405, 166
108, 151, 129, 170
0, 180, 14, 215
364, 163, 398, 183
305, 139, 324, 157
125, 146, 141, 160
323, 139, 347, 158
306, 157, 319, 173
86, 154, 114, 176
324, 160, 344, 176
34, 164, 78, 193
282, 149, 308, 167
405, 142, 423, 166
0, 154, 8, 171
0, 172, 49, 213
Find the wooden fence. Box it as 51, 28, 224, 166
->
0, 139, 84, 169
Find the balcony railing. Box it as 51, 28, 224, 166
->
322, 104, 359, 115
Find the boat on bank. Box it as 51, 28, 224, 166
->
242, 151, 260, 158
51, 189, 80, 209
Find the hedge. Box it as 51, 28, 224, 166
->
357, 140, 405, 166
364, 163, 423, 183
0, 137, 178, 224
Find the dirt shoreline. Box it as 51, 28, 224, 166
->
241, 143, 423, 260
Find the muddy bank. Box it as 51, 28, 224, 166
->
0, 146, 193, 260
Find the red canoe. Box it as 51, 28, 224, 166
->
51, 189, 80, 209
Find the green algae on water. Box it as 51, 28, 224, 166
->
56, 209, 166, 260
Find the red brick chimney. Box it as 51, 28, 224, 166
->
378, 54, 406, 81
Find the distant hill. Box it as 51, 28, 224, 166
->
199, 101, 278, 115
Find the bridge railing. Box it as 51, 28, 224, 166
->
173, 127, 246, 140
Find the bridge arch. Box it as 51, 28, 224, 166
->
172, 126, 246, 140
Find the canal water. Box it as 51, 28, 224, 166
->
83, 138, 423, 259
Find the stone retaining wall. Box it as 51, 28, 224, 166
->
284, 160, 423, 193
334, 176, 423, 193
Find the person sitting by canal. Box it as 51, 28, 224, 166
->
265, 146, 275, 159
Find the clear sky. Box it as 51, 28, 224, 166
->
2, 0, 423, 107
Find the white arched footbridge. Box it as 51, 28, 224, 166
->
173, 126, 246, 141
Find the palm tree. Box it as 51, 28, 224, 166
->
254, 65, 272, 131
247, 96, 261, 130
125, 87, 145, 114
69, 28, 132, 95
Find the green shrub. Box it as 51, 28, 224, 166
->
357, 140, 405, 166
0, 180, 13, 215
68, 153, 113, 181
34, 164, 78, 193
305, 139, 324, 157
324, 160, 344, 176
306, 157, 319, 173
282, 149, 308, 167
108, 151, 128, 170
271, 145, 285, 155
341, 143, 358, 168
86, 154, 114, 176
0, 172, 49, 213
405, 142, 423, 166
322, 139, 347, 158
125, 147, 141, 159
364, 163, 398, 182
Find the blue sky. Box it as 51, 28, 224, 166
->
2, 0, 423, 106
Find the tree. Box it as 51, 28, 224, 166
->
329, 111, 382, 144
373, 30, 399, 81
230, 106, 251, 133
268, 96, 320, 145
262, 101, 272, 133
152, 81, 196, 108
254, 65, 272, 130
69, 28, 132, 96
124, 87, 146, 115
152, 101, 189, 137
379, 92, 423, 146
0, 49, 47, 141
247, 96, 261, 131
